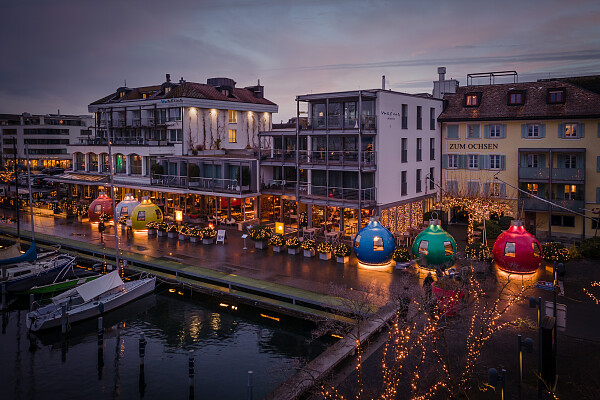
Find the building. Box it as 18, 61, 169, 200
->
54, 74, 277, 220
0, 113, 93, 169
259, 81, 443, 235
438, 70, 600, 240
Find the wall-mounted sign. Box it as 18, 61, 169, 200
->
449, 143, 499, 150
160, 98, 183, 104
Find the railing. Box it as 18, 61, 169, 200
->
88, 161, 98, 171
298, 150, 376, 167
132, 119, 141, 127
298, 184, 376, 203
72, 137, 170, 146
259, 149, 297, 162
519, 167, 549, 180
142, 118, 155, 126
521, 198, 549, 211
552, 168, 584, 181
521, 197, 584, 212
308, 115, 376, 130
263, 180, 298, 193
74, 163, 85, 171
551, 199, 584, 212
151, 174, 252, 194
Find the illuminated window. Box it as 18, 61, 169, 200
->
418, 240, 429, 255
465, 94, 479, 107
564, 123, 578, 138
504, 242, 516, 257
228, 110, 237, 123
489, 182, 501, 197
564, 184, 577, 200
444, 241, 454, 256
526, 183, 538, 196
533, 242, 541, 258
228, 129, 237, 143
165, 87, 171, 94
138, 211, 146, 221
94, 205, 102, 213
121, 206, 128, 216
373, 236, 384, 251
354, 234, 361, 248
143, 93, 148, 99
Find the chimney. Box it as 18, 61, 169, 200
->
166, 73, 171, 83
382, 75, 386, 90
437, 67, 446, 81
179, 77, 185, 84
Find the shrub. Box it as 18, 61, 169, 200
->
542, 242, 570, 263
165, 223, 178, 233
156, 222, 168, 231
392, 247, 412, 263
189, 227, 203, 238
333, 243, 351, 257
316, 242, 333, 254
484, 220, 503, 241
99, 213, 112, 222
146, 221, 158, 230
433, 276, 463, 291
567, 244, 582, 260
118, 215, 128, 225
178, 225, 191, 235
498, 216, 514, 230
248, 225, 272, 241
300, 239, 316, 251
269, 235, 284, 246
201, 227, 217, 239
286, 237, 301, 249
580, 237, 600, 259
465, 243, 492, 261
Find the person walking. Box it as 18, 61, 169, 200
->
423, 272, 434, 301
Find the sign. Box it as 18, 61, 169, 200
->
536, 281, 554, 291
216, 229, 227, 244
241, 234, 248, 239
449, 143, 499, 150
275, 222, 284, 235
545, 301, 567, 331
160, 98, 183, 103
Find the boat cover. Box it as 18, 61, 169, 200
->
52, 270, 124, 304
0, 241, 37, 266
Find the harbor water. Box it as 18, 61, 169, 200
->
1, 285, 332, 400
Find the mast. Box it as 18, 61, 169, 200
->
13, 137, 21, 244
24, 145, 35, 244
105, 111, 121, 273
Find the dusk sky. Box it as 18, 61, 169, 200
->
1, 0, 599, 121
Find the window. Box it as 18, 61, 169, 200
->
429, 167, 435, 190
527, 154, 539, 168
467, 125, 480, 139
489, 182, 501, 196
465, 93, 480, 107
418, 240, 429, 255
447, 125, 459, 139
490, 124, 502, 138
564, 184, 577, 200
94, 204, 102, 213
373, 236, 384, 251
168, 129, 182, 142
508, 91, 525, 105
490, 155, 501, 169
448, 154, 458, 169
416, 169, 422, 193
548, 89, 565, 104
564, 123, 577, 138
528, 124, 539, 137
137, 211, 146, 221
430, 107, 435, 130
228, 129, 237, 143
416, 106, 422, 130
228, 110, 237, 123
468, 154, 479, 169
142, 93, 148, 99
120, 207, 128, 216
444, 241, 454, 256
354, 234, 361, 248
401, 171, 407, 196
504, 242, 516, 257
430, 138, 435, 160
169, 108, 181, 121
447, 180, 459, 194
165, 87, 171, 95
533, 243, 541, 258
416, 138, 422, 161
564, 154, 577, 169
401, 104, 407, 129
401, 138, 408, 163
526, 183, 539, 196
551, 215, 575, 227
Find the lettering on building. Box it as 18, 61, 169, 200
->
449, 143, 499, 150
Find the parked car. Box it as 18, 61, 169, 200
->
42, 167, 65, 175
32, 174, 49, 188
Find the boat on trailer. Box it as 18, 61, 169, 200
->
26, 270, 156, 332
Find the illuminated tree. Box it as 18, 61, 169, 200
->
0, 160, 16, 184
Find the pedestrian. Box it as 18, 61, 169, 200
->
423, 272, 434, 301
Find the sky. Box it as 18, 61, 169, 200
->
1, 0, 599, 121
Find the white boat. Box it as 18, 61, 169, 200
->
1, 252, 77, 293
26, 270, 156, 332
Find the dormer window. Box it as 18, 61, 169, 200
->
165, 87, 171, 95
465, 93, 480, 107
547, 88, 565, 104
119, 91, 125, 98
508, 90, 525, 105
142, 93, 148, 99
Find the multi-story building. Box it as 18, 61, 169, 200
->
0, 113, 93, 169
259, 83, 443, 235
438, 71, 600, 240
55, 74, 277, 220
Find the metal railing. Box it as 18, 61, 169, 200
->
519, 167, 550, 180
298, 150, 376, 167
521, 197, 584, 212
263, 180, 298, 193
552, 168, 585, 181
308, 115, 376, 130
151, 174, 252, 194
298, 184, 376, 203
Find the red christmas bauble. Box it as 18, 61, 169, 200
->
492, 220, 542, 274
88, 192, 114, 223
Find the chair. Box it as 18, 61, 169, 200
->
225, 217, 236, 226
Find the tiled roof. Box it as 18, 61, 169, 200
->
90, 81, 275, 106
438, 78, 600, 122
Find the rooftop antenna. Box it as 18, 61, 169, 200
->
124, 79, 127, 87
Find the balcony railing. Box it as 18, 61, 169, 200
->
263, 180, 298, 194
260, 149, 376, 167
521, 198, 549, 212
73, 137, 171, 146
552, 168, 584, 181
552, 199, 584, 212
519, 167, 549, 180
298, 184, 376, 203
308, 115, 376, 130
521, 197, 584, 212
151, 174, 252, 194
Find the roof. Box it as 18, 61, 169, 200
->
438, 78, 600, 122
90, 80, 276, 107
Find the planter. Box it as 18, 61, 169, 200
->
167, 231, 178, 239
147, 228, 157, 236
303, 249, 316, 258
157, 230, 167, 237
432, 285, 465, 317
203, 237, 214, 245
273, 245, 285, 253
288, 247, 300, 255
319, 252, 332, 260
178, 234, 189, 241
254, 240, 267, 250
190, 236, 201, 243
336, 255, 349, 264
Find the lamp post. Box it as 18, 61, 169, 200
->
529, 296, 543, 399
518, 334, 534, 400
488, 368, 507, 400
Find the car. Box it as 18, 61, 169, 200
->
42, 167, 65, 175
31, 174, 49, 188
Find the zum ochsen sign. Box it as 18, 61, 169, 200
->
449, 143, 499, 150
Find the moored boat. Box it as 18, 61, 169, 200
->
1, 253, 77, 293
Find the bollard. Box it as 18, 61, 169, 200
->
97, 316, 104, 347
188, 350, 195, 388
247, 370, 254, 400
61, 304, 67, 334
29, 293, 35, 312
1, 283, 5, 310
139, 333, 147, 366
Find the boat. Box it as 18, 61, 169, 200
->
1, 253, 78, 293
26, 262, 101, 295
26, 270, 156, 332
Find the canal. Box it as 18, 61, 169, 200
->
1, 285, 333, 400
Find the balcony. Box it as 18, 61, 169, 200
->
521, 198, 549, 212
262, 180, 298, 194
519, 167, 549, 180
552, 168, 584, 181
299, 184, 376, 205
151, 174, 253, 194
259, 149, 296, 162
521, 197, 584, 213
308, 115, 376, 131
552, 199, 584, 212
299, 150, 376, 168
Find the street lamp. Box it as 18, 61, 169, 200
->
529, 296, 543, 399
517, 334, 534, 400
488, 367, 507, 400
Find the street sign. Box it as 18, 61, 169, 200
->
545, 301, 567, 331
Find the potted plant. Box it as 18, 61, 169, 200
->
432, 276, 465, 317
269, 235, 285, 252
99, 213, 112, 223
166, 223, 178, 238
301, 239, 316, 257
201, 226, 216, 244
334, 243, 351, 264
317, 242, 333, 260
146, 221, 158, 236
393, 247, 413, 269
286, 237, 301, 255
157, 222, 168, 237
189, 227, 203, 243
249, 225, 272, 250
178, 225, 191, 241
541, 242, 570, 264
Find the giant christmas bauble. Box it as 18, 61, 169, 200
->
353, 217, 396, 266
88, 192, 113, 223
131, 197, 163, 230
492, 220, 542, 274
412, 219, 457, 268
115, 193, 140, 219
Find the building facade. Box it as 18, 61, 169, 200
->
438, 72, 600, 240
0, 113, 93, 169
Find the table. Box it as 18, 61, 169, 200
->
325, 230, 342, 243
303, 227, 318, 239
